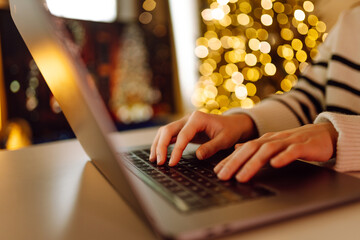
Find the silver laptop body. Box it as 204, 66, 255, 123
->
10, 0, 360, 239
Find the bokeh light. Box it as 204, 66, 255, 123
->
194, 0, 327, 113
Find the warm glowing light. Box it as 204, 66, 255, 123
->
261, 14, 273, 26
260, 53, 272, 64
273, 2, 285, 13
195, 45, 209, 58
303, 1, 314, 12
297, 23, 309, 35
225, 63, 238, 76
308, 29, 319, 40
316, 21, 327, 33
139, 12, 153, 24
282, 45, 294, 60
281, 78, 293, 91
46, 0, 117, 22
249, 38, 260, 51
257, 29, 268, 40
5, 122, 31, 150
264, 63, 276, 76
10, 80, 20, 93
246, 28, 258, 39
261, 0, 272, 10
219, 15, 232, 27
199, 62, 214, 76
244, 53, 257, 66
246, 68, 260, 81
235, 84, 248, 100
291, 38, 303, 51
284, 61, 297, 74
296, 50, 307, 62
201, 9, 213, 21
206, 99, 220, 110
208, 38, 222, 50
259, 41, 271, 54
239, 2, 252, 14
217, 0, 230, 5
281, 28, 294, 41
204, 85, 218, 99
294, 9, 306, 21
224, 79, 237, 92
231, 72, 244, 85
241, 98, 254, 108
308, 15, 318, 26
216, 95, 229, 107
237, 13, 250, 26
194, 0, 326, 113
212, 8, 225, 20
305, 36, 316, 48
143, 0, 157, 12
246, 83, 257, 96
277, 13, 288, 25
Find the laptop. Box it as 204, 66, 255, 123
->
9, 0, 360, 239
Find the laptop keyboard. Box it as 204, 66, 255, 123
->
123, 148, 274, 212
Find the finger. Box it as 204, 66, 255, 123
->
196, 133, 232, 160
236, 140, 287, 182
156, 120, 186, 165
270, 143, 306, 168
169, 119, 205, 166
217, 141, 260, 181
213, 157, 230, 174
149, 130, 161, 162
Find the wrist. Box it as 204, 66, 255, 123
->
228, 113, 258, 141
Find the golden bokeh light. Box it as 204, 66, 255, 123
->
264, 63, 276, 76
261, 0, 272, 10
291, 38, 303, 50
297, 23, 309, 35
235, 84, 248, 100
143, 0, 156, 12
194, 0, 327, 112
281, 28, 294, 41
261, 14, 273, 26
294, 9, 306, 21
249, 38, 260, 51
195, 45, 209, 58
244, 53, 257, 66
303, 1, 314, 12
259, 41, 271, 53
237, 13, 250, 26
273, 2, 285, 13
231, 71, 244, 85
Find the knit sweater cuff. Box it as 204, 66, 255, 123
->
314, 112, 360, 172
224, 100, 301, 136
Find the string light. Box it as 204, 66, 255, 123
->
195, 0, 327, 113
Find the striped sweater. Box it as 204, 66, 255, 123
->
225, 6, 360, 172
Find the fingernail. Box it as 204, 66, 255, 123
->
217, 168, 228, 180
213, 164, 222, 174
149, 151, 155, 162
168, 156, 175, 166
157, 154, 162, 165
196, 149, 204, 160
236, 169, 247, 182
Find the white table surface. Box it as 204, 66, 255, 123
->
1, 127, 360, 240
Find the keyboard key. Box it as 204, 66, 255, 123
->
125, 149, 274, 212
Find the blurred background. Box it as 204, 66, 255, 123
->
0, 0, 358, 150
